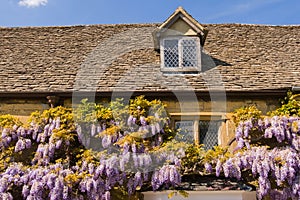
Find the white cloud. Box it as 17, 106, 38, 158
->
18, 0, 48, 8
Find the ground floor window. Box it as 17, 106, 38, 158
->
175, 120, 194, 143
174, 119, 222, 150
199, 120, 222, 150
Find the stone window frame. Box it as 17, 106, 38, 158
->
160, 36, 201, 73
170, 112, 225, 148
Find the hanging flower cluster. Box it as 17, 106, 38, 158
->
6, 95, 300, 200
0, 97, 185, 199
236, 116, 300, 150
203, 115, 300, 200
206, 145, 300, 199
0, 161, 124, 200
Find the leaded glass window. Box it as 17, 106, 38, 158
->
199, 120, 221, 150
161, 37, 201, 69
174, 120, 221, 149
181, 39, 198, 67
164, 39, 179, 67
175, 121, 194, 143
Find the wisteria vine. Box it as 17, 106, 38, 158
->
0, 97, 185, 200
3, 95, 300, 200
204, 116, 300, 200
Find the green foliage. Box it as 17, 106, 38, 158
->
180, 144, 205, 174
167, 190, 189, 199
0, 115, 24, 171
129, 96, 166, 117
154, 140, 187, 162
203, 146, 231, 164
0, 146, 14, 172
227, 92, 300, 198
180, 144, 233, 176
110, 187, 143, 200
178, 190, 189, 198
73, 99, 99, 123
0, 114, 22, 128
8, 93, 300, 199
232, 105, 264, 143
232, 105, 262, 125
29, 106, 73, 125
31, 106, 76, 143
269, 91, 300, 116
87, 96, 174, 150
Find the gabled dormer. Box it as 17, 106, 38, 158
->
153, 7, 208, 73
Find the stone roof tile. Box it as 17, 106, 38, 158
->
0, 23, 299, 94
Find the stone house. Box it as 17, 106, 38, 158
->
0, 7, 299, 148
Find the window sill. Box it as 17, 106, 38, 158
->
161, 67, 201, 74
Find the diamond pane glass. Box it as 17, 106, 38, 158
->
181, 39, 198, 67
164, 39, 179, 67
199, 120, 221, 150
175, 121, 194, 143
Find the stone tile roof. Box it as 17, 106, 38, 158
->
0, 23, 299, 94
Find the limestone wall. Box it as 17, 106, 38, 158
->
161, 96, 279, 147
0, 95, 281, 147
0, 98, 49, 116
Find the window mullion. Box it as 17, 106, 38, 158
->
160, 36, 201, 71
178, 39, 183, 68
193, 119, 199, 144
160, 39, 165, 69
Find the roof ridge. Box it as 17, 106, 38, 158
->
202, 23, 300, 28
203, 23, 300, 27
0, 23, 159, 29
1, 22, 299, 30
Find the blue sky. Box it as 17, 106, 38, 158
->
0, 0, 299, 27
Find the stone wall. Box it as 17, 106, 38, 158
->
161, 96, 280, 147
0, 97, 49, 116
0, 95, 281, 147
162, 96, 279, 114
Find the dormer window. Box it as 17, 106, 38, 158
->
161, 36, 201, 70
153, 7, 208, 74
